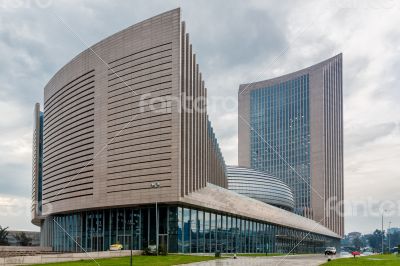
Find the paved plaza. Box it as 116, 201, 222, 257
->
181, 254, 336, 266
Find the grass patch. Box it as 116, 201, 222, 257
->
321, 254, 400, 265
26, 254, 219, 266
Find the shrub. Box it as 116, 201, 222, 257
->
158, 244, 168, 256
0, 226, 9, 246
143, 247, 152, 256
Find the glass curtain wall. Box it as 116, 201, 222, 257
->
249, 74, 311, 216
43, 205, 339, 253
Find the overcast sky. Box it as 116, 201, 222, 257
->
0, 0, 399, 234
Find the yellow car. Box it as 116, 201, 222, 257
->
110, 243, 123, 251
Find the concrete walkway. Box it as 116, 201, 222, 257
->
179, 254, 334, 266
0, 250, 140, 266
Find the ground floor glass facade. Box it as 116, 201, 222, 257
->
40, 205, 339, 253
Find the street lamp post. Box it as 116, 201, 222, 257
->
151, 182, 161, 255
381, 209, 392, 254
382, 214, 384, 254
388, 221, 392, 253
130, 236, 133, 266
128, 221, 133, 266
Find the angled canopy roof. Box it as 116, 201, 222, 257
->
182, 183, 340, 239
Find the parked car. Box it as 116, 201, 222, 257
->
351, 251, 361, 257
110, 243, 123, 251
325, 247, 337, 255
144, 245, 157, 255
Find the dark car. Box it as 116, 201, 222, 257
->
325, 247, 337, 255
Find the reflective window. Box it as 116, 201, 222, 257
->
125, 210, 133, 250
190, 209, 197, 253
198, 211, 204, 253
177, 207, 183, 252
168, 207, 178, 253
210, 213, 216, 252
183, 208, 190, 253
149, 208, 156, 245
104, 210, 110, 251
216, 214, 222, 252
132, 210, 140, 250
204, 212, 210, 252
111, 209, 117, 245
140, 209, 148, 248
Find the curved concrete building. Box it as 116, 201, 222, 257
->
238, 54, 344, 236
37, 9, 226, 217
32, 8, 340, 254
227, 166, 294, 211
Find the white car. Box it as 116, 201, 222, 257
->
324, 247, 337, 255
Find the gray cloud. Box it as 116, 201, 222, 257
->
345, 122, 397, 149
0, 163, 31, 197
184, 3, 288, 68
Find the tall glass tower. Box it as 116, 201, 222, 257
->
249, 74, 311, 216
238, 54, 344, 236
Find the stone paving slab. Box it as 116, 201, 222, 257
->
178, 254, 335, 266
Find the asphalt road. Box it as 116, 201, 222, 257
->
180, 254, 336, 266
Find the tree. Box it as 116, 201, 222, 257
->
389, 231, 400, 249
360, 235, 369, 248
352, 237, 363, 251
367, 229, 384, 252
0, 226, 9, 246
15, 232, 32, 246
